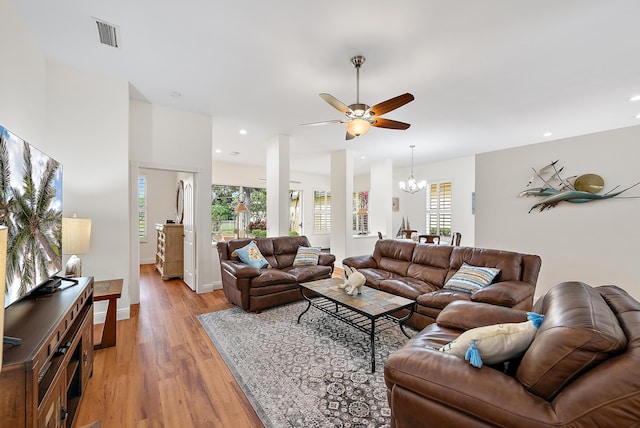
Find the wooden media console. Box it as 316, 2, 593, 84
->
1, 277, 94, 428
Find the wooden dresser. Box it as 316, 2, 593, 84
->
1, 277, 94, 428
155, 223, 184, 280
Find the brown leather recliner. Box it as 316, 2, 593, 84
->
384, 281, 640, 427
217, 236, 335, 312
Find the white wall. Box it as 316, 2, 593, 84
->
129, 101, 214, 294
139, 168, 179, 263
46, 61, 130, 321
0, 0, 46, 151
393, 155, 476, 246
476, 125, 640, 300
1, 0, 132, 323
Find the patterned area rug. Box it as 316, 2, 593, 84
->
198, 300, 415, 428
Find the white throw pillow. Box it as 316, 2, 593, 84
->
438, 313, 543, 368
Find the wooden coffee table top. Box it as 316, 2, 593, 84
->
300, 277, 414, 317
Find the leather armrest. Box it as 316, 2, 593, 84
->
342, 255, 377, 269
471, 281, 534, 307
318, 253, 336, 267
436, 301, 529, 331
220, 260, 261, 279
384, 337, 553, 425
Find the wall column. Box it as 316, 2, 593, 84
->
369, 158, 393, 238
330, 150, 354, 268
266, 135, 290, 237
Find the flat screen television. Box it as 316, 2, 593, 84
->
1, 124, 63, 309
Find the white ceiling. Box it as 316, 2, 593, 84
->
13, 0, 640, 175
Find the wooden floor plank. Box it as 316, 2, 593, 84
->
74, 264, 264, 428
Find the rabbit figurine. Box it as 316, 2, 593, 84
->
341, 265, 366, 296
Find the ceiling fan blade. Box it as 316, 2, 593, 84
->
371, 118, 411, 130
319, 93, 352, 114
346, 131, 356, 140
302, 119, 345, 126
368, 93, 414, 116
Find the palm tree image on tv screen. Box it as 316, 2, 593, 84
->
0, 125, 63, 308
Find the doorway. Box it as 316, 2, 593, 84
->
133, 166, 196, 303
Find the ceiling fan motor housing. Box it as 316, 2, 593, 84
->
351, 55, 365, 68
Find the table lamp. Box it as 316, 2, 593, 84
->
1, 226, 7, 369
62, 214, 92, 277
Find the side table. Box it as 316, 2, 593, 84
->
94, 278, 123, 349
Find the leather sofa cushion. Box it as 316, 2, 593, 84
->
283, 265, 333, 283
272, 235, 312, 269
407, 244, 452, 286
379, 278, 439, 300
373, 240, 415, 276
516, 281, 627, 400
437, 301, 529, 331
417, 289, 471, 309
357, 268, 401, 288
228, 238, 279, 268
251, 269, 298, 287
447, 247, 523, 283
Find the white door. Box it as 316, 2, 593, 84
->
183, 180, 195, 290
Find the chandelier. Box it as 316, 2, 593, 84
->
399, 145, 426, 194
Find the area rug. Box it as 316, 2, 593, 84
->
198, 301, 416, 428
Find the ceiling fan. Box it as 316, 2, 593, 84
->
304, 55, 414, 140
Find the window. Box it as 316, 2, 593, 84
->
289, 190, 302, 236
426, 181, 452, 240
353, 191, 369, 235
138, 175, 147, 241
313, 191, 331, 233
211, 185, 267, 237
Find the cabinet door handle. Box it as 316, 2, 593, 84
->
83, 350, 88, 365
60, 405, 68, 421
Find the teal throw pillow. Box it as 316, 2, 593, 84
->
444, 263, 500, 293
234, 241, 269, 268
293, 246, 321, 266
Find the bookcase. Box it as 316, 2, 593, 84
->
155, 223, 184, 280
1, 277, 94, 428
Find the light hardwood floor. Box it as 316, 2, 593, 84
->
74, 264, 264, 428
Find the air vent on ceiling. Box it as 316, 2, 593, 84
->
94, 18, 120, 48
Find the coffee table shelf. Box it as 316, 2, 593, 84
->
298, 277, 415, 372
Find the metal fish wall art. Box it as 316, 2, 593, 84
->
519, 160, 640, 212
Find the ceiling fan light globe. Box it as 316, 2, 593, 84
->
399, 181, 406, 190
346, 118, 371, 137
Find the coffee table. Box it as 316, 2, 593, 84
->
298, 277, 415, 372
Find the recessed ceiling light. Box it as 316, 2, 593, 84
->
239, 129, 247, 135
360, 156, 366, 160
636, 113, 640, 119
230, 151, 240, 157
215, 149, 222, 153
169, 91, 181, 98
543, 132, 552, 137
630, 95, 640, 102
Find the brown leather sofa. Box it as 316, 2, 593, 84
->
384, 281, 640, 427
217, 236, 335, 312
342, 239, 541, 329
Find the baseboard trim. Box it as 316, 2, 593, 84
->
94, 307, 130, 324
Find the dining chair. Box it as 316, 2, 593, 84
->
450, 232, 462, 246
418, 234, 440, 244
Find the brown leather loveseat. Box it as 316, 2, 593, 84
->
384, 281, 640, 427
217, 235, 335, 312
343, 239, 541, 329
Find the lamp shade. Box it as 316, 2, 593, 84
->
1, 226, 7, 370
346, 118, 371, 137
62, 217, 92, 255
